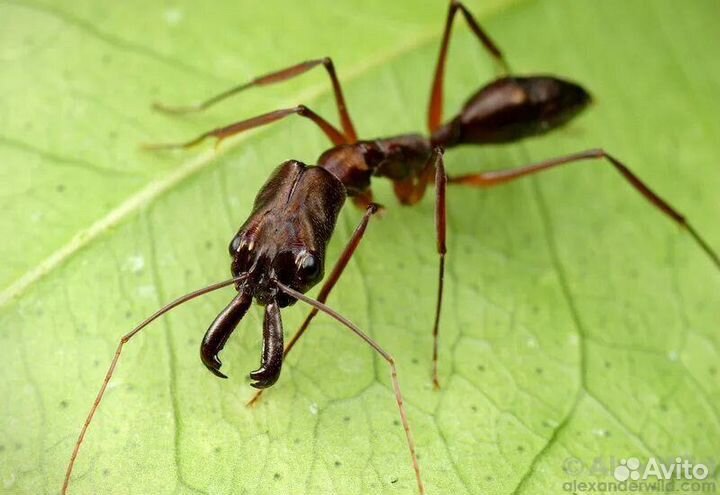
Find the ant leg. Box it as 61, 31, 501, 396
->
387, 147, 448, 387
351, 189, 377, 211
248, 203, 380, 407
62, 276, 246, 495
428, 0, 510, 133
449, 148, 720, 269
430, 148, 447, 389
143, 104, 347, 150
275, 281, 426, 495
154, 57, 358, 142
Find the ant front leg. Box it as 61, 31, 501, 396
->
351, 190, 378, 211
449, 149, 720, 269
248, 203, 380, 406
153, 57, 358, 142
144, 104, 348, 150
427, 1, 511, 133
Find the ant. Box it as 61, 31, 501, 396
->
62, 2, 720, 494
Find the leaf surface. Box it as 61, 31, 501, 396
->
1, 1, 719, 494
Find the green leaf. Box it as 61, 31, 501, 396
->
2, 0, 719, 494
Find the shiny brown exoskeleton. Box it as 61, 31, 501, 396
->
63, 3, 720, 495
201, 160, 345, 387
196, 69, 594, 391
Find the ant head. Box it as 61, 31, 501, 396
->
226, 160, 343, 307
200, 160, 343, 381
229, 233, 325, 307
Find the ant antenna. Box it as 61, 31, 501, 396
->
62, 274, 247, 494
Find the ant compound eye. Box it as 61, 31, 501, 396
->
229, 235, 242, 256
296, 251, 321, 283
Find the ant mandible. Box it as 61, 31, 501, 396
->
63, 2, 720, 494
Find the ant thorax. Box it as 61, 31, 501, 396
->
317, 135, 433, 196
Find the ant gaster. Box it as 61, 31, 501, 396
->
63, 2, 719, 494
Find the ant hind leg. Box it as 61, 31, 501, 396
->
449, 148, 720, 269
427, 1, 511, 133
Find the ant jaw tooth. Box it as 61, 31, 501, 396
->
248, 376, 272, 389
208, 365, 229, 380
202, 354, 228, 379
249, 365, 280, 389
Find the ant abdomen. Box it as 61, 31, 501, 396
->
432, 76, 592, 147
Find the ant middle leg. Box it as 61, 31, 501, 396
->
449, 149, 720, 269
428, 1, 511, 134
430, 148, 447, 389
383, 147, 449, 388
248, 203, 380, 407
143, 104, 348, 150
153, 57, 358, 142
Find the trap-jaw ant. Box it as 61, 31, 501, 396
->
62, 2, 720, 494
